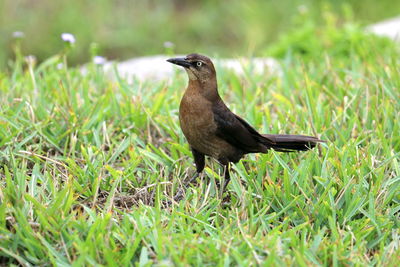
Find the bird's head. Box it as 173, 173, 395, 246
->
167, 53, 216, 83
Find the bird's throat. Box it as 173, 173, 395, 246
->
187, 78, 219, 102
185, 69, 196, 81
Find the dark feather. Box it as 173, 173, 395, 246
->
212, 101, 274, 153
262, 134, 323, 152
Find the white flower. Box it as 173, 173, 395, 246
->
13, 31, 25, 38
163, 41, 174, 48
61, 33, 76, 44
93, 56, 106, 65
57, 63, 64, 70
25, 55, 37, 65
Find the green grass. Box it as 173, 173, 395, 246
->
1, 32, 400, 265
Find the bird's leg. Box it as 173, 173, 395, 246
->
173, 148, 205, 202
183, 148, 205, 186
216, 158, 231, 198
222, 163, 231, 192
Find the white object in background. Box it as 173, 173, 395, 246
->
367, 16, 400, 42
97, 55, 280, 82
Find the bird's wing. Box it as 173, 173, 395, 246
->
212, 102, 275, 152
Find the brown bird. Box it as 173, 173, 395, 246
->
167, 53, 323, 193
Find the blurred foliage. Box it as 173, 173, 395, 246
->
266, 6, 398, 60
1, 0, 400, 68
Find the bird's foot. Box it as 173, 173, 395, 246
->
184, 172, 200, 186
215, 179, 230, 199
151, 186, 186, 208
172, 186, 185, 202
222, 193, 231, 204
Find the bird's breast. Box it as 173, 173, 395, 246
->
179, 91, 224, 157
179, 91, 215, 136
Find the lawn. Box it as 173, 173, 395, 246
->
0, 18, 400, 266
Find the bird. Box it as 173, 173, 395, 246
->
167, 53, 323, 194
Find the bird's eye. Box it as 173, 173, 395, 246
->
196, 61, 202, 67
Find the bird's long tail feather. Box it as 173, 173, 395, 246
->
262, 134, 323, 152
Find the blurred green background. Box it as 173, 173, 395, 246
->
1, 0, 399, 68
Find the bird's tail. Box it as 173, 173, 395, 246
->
261, 134, 323, 152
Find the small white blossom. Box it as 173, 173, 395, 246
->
13, 31, 25, 39
93, 56, 106, 65
163, 41, 174, 48
61, 33, 76, 44
25, 55, 37, 65
57, 63, 64, 70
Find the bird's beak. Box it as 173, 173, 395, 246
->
167, 57, 191, 68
